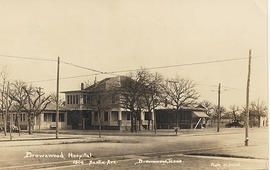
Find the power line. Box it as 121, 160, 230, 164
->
26, 73, 99, 83
106, 56, 263, 74
61, 60, 105, 74
0, 54, 56, 62
26, 56, 263, 83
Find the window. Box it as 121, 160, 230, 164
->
94, 112, 98, 121
104, 112, 108, 121
59, 113, 65, 122
70, 95, 73, 104
71, 95, 74, 104
67, 95, 70, 104
44, 113, 47, 122
90, 96, 93, 104
112, 95, 116, 104
144, 112, 151, 120
52, 113, 56, 122
111, 111, 118, 121
97, 95, 101, 104
122, 111, 131, 120
127, 112, 131, 120
83, 95, 86, 104
76, 95, 79, 104
87, 95, 91, 104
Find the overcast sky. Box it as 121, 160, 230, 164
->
0, 0, 267, 108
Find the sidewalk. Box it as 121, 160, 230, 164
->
35, 127, 252, 137
0, 133, 105, 147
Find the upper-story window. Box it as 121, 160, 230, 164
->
112, 94, 116, 104
83, 95, 86, 104
75, 95, 79, 104
66, 95, 69, 104
67, 94, 79, 104
70, 95, 73, 104
72, 95, 75, 104
87, 95, 91, 104
104, 112, 109, 121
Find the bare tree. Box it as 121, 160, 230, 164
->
140, 70, 164, 131
119, 72, 146, 132
50, 93, 65, 107
95, 91, 112, 138
242, 100, 268, 127
200, 100, 215, 126
22, 86, 51, 134
0, 69, 9, 135
227, 105, 242, 123
162, 77, 199, 109
162, 77, 199, 127
9, 81, 28, 136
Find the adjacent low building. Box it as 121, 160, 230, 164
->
0, 103, 68, 131
156, 105, 209, 129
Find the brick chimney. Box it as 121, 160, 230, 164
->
81, 83, 84, 90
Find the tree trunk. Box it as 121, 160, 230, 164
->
38, 114, 41, 132
98, 110, 101, 138
3, 112, 6, 136
134, 114, 137, 132
138, 112, 141, 131
28, 113, 32, 135
17, 113, 21, 136
131, 114, 134, 132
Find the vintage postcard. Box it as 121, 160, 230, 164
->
0, 0, 268, 169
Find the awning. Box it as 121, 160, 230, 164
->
192, 111, 209, 118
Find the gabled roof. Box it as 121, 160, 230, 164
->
61, 76, 128, 94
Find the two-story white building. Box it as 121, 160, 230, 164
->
62, 76, 154, 131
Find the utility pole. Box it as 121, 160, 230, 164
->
245, 49, 252, 146
217, 83, 221, 132
38, 87, 41, 132
56, 57, 60, 139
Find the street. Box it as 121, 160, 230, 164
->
0, 127, 268, 170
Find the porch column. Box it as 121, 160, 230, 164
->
140, 111, 144, 121
91, 111, 94, 125
64, 111, 67, 129
139, 111, 143, 131
108, 111, 111, 126
118, 111, 122, 128
151, 111, 155, 130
